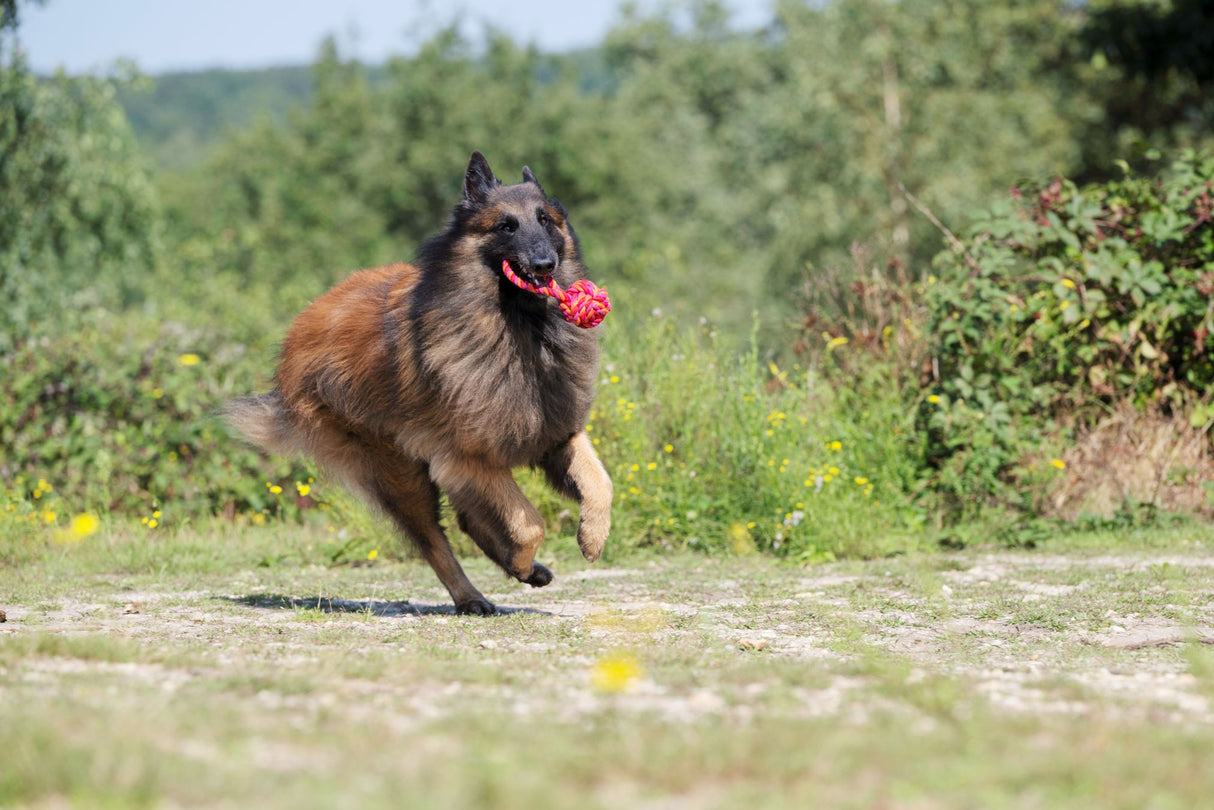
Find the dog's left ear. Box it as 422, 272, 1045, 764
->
522, 166, 545, 193
463, 151, 500, 205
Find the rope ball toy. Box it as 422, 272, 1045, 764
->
501, 260, 611, 329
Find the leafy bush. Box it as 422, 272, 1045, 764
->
921, 150, 1214, 516
0, 309, 313, 527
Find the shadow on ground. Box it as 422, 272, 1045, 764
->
222, 594, 548, 617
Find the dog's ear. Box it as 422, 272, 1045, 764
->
463, 151, 500, 204
522, 165, 545, 193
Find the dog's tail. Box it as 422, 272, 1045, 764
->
224, 391, 306, 458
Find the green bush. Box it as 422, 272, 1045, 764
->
0, 309, 313, 528
921, 150, 1214, 516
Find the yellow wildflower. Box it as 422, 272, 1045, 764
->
590, 652, 642, 694
56, 512, 100, 543
178, 353, 201, 366
1050, 459, 1066, 470
71, 513, 99, 537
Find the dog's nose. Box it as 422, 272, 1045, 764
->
531, 257, 556, 274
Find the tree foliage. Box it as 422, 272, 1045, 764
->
0, 55, 161, 349
1077, 0, 1214, 175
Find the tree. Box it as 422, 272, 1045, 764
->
0, 0, 44, 33
0, 1, 161, 347
1077, 0, 1214, 173
742, 0, 1095, 301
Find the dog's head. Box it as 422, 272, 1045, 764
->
459, 151, 581, 289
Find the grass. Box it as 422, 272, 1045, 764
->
3, 521, 1214, 808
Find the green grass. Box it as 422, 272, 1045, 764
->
3, 522, 1214, 808
583, 314, 927, 561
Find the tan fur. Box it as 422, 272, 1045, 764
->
227, 153, 612, 615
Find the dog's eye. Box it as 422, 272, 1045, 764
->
498, 218, 517, 234
537, 211, 550, 227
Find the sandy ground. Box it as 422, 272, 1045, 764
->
4, 547, 1213, 729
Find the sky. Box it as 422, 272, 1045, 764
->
17, 0, 774, 75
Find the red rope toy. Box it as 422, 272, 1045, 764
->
501, 259, 611, 329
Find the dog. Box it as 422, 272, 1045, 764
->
227, 151, 612, 615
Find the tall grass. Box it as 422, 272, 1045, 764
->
552, 309, 927, 560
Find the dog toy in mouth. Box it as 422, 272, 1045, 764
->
501, 260, 611, 329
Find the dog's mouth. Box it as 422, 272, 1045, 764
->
501, 259, 554, 294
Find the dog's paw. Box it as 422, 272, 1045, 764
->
455, 597, 497, 616
522, 561, 554, 588
577, 515, 609, 562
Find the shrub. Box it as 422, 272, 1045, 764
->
0, 309, 313, 527
921, 150, 1214, 517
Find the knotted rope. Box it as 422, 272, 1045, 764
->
501, 259, 611, 329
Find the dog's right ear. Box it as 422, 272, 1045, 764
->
463, 151, 500, 205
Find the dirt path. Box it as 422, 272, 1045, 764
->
6, 547, 1214, 726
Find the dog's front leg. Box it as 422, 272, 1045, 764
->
541, 431, 613, 562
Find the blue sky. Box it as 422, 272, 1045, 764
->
18, 0, 774, 74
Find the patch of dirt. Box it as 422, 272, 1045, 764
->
4, 550, 1214, 727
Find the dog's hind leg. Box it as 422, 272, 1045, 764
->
431, 459, 550, 586
456, 506, 553, 588
541, 431, 612, 562
308, 427, 495, 615
369, 456, 497, 615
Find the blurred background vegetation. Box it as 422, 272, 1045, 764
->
3, 0, 1212, 560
